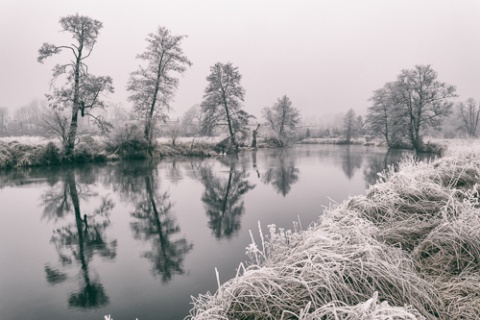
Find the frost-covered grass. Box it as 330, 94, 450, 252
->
0, 135, 51, 146
298, 137, 381, 146
187, 145, 480, 320
156, 135, 224, 145
0, 134, 225, 168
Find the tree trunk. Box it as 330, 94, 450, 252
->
64, 47, 83, 161
144, 55, 165, 157
223, 100, 237, 152
145, 175, 168, 259
251, 124, 260, 148
65, 106, 80, 160
221, 168, 233, 215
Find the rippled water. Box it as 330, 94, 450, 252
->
0, 145, 416, 320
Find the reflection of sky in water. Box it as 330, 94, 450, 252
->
0, 145, 421, 320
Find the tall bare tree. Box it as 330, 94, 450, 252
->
128, 26, 191, 155
262, 95, 300, 146
201, 62, 250, 152
457, 98, 480, 138
38, 14, 113, 160
393, 65, 456, 151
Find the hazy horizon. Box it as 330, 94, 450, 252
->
1, 0, 479, 121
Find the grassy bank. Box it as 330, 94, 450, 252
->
297, 137, 377, 146
187, 144, 480, 319
0, 136, 225, 169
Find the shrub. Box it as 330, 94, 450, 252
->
15, 146, 44, 168
104, 125, 149, 159
74, 142, 95, 163
42, 142, 61, 165
0, 147, 13, 169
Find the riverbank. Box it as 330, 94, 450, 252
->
0, 136, 226, 169
298, 137, 448, 155
187, 144, 480, 320
0, 135, 451, 170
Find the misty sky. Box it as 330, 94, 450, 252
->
1, 0, 479, 122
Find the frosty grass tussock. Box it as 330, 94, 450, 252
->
187, 145, 480, 320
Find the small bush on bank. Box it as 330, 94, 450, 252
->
263, 136, 293, 148
104, 125, 149, 159
74, 142, 95, 163
42, 142, 61, 165
74, 136, 106, 163
0, 145, 13, 169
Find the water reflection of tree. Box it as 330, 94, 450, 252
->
200, 158, 255, 239
42, 169, 116, 309
165, 159, 183, 184
341, 146, 364, 180
129, 163, 192, 283
260, 150, 299, 196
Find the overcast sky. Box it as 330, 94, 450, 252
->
1, 0, 479, 122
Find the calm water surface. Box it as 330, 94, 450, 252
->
0, 145, 414, 320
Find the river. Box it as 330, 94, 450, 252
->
0, 145, 416, 320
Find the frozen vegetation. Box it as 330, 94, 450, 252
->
187, 144, 480, 320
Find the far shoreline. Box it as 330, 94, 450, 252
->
0, 135, 447, 171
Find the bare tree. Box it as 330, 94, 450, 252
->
109, 102, 129, 127
0, 106, 8, 133
166, 121, 183, 146
342, 109, 357, 143
14, 100, 41, 133
40, 109, 70, 146
393, 65, 456, 151
127, 26, 191, 155
457, 98, 480, 138
367, 66, 456, 150
367, 83, 396, 146
182, 104, 202, 125
182, 104, 204, 136
38, 14, 113, 160
262, 95, 300, 146
201, 62, 250, 152
355, 115, 365, 136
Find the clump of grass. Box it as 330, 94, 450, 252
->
420, 142, 446, 156
188, 215, 441, 320
0, 142, 13, 169
432, 274, 480, 320
413, 220, 480, 276
299, 292, 426, 320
